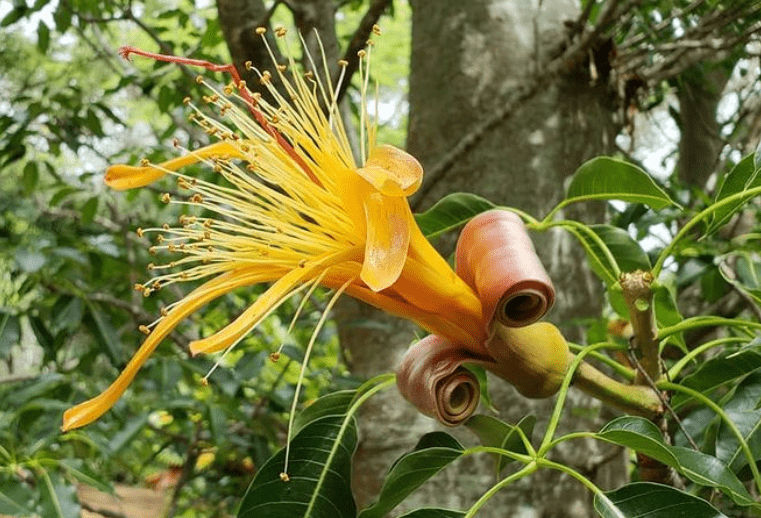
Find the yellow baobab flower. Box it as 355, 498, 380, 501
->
62, 27, 485, 432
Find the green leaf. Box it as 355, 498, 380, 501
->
591, 225, 651, 274
556, 222, 618, 286
0, 480, 35, 516
0, 313, 20, 360
84, 302, 123, 365
23, 162, 38, 194
597, 417, 679, 468
80, 196, 98, 224
465, 414, 535, 473
37, 471, 80, 518
565, 157, 677, 210
359, 432, 464, 518
237, 414, 357, 518
669, 446, 758, 509
414, 193, 495, 238
107, 413, 150, 455
292, 390, 355, 437
673, 348, 761, 409
58, 459, 113, 495
397, 510, 465, 518
595, 482, 728, 518
37, 21, 50, 53
707, 155, 761, 235
715, 371, 761, 474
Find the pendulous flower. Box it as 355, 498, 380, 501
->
62, 27, 485, 431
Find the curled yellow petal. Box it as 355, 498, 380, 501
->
62, 267, 272, 431
189, 267, 311, 356
360, 193, 411, 292
355, 145, 423, 197
105, 142, 242, 190
189, 247, 362, 355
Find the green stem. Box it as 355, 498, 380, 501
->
463, 445, 534, 465
667, 336, 747, 380
568, 342, 634, 380
542, 431, 599, 451
659, 381, 761, 494
537, 458, 606, 497
653, 184, 761, 277
501, 206, 539, 225
658, 316, 761, 340
533, 219, 621, 284
464, 462, 538, 518
539, 342, 616, 454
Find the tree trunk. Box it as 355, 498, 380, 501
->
338, 1, 628, 516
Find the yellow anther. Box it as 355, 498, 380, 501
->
195, 75, 204, 84
168, 244, 176, 252
269, 352, 281, 362
182, 97, 191, 104
357, 49, 367, 58
148, 246, 157, 255
244, 60, 253, 70
136, 228, 144, 238
156, 234, 164, 243
152, 281, 162, 290
160, 307, 169, 317
162, 223, 170, 230
255, 27, 266, 35
338, 59, 348, 67
134, 283, 145, 292
147, 262, 155, 270
259, 71, 271, 85
372, 24, 381, 36
143, 288, 152, 297
139, 158, 150, 166
139, 325, 150, 335
238, 80, 246, 89
298, 259, 306, 268
279, 472, 289, 482
277, 64, 287, 72
161, 193, 171, 204
191, 194, 204, 204
275, 26, 287, 38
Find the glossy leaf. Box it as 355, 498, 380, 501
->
414, 193, 495, 238
715, 372, 761, 474
707, 155, 761, 235
292, 390, 356, 437
84, 302, 123, 366
359, 432, 464, 518
591, 224, 651, 274
595, 482, 728, 518
669, 446, 757, 509
566, 157, 677, 210
559, 222, 618, 286
673, 348, 761, 409
38, 472, 80, 518
597, 417, 679, 468
465, 414, 535, 473
237, 414, 357, 518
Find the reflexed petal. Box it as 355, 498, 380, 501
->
189, 247, 363, 355
360, 193, 411, 292
105, 142, 241, 190
62, 267, 273, 431
189, 267, 313, 355
355, 145, 423, 197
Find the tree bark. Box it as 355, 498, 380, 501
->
338, 1, 627, 516
676, 65, 731, 188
